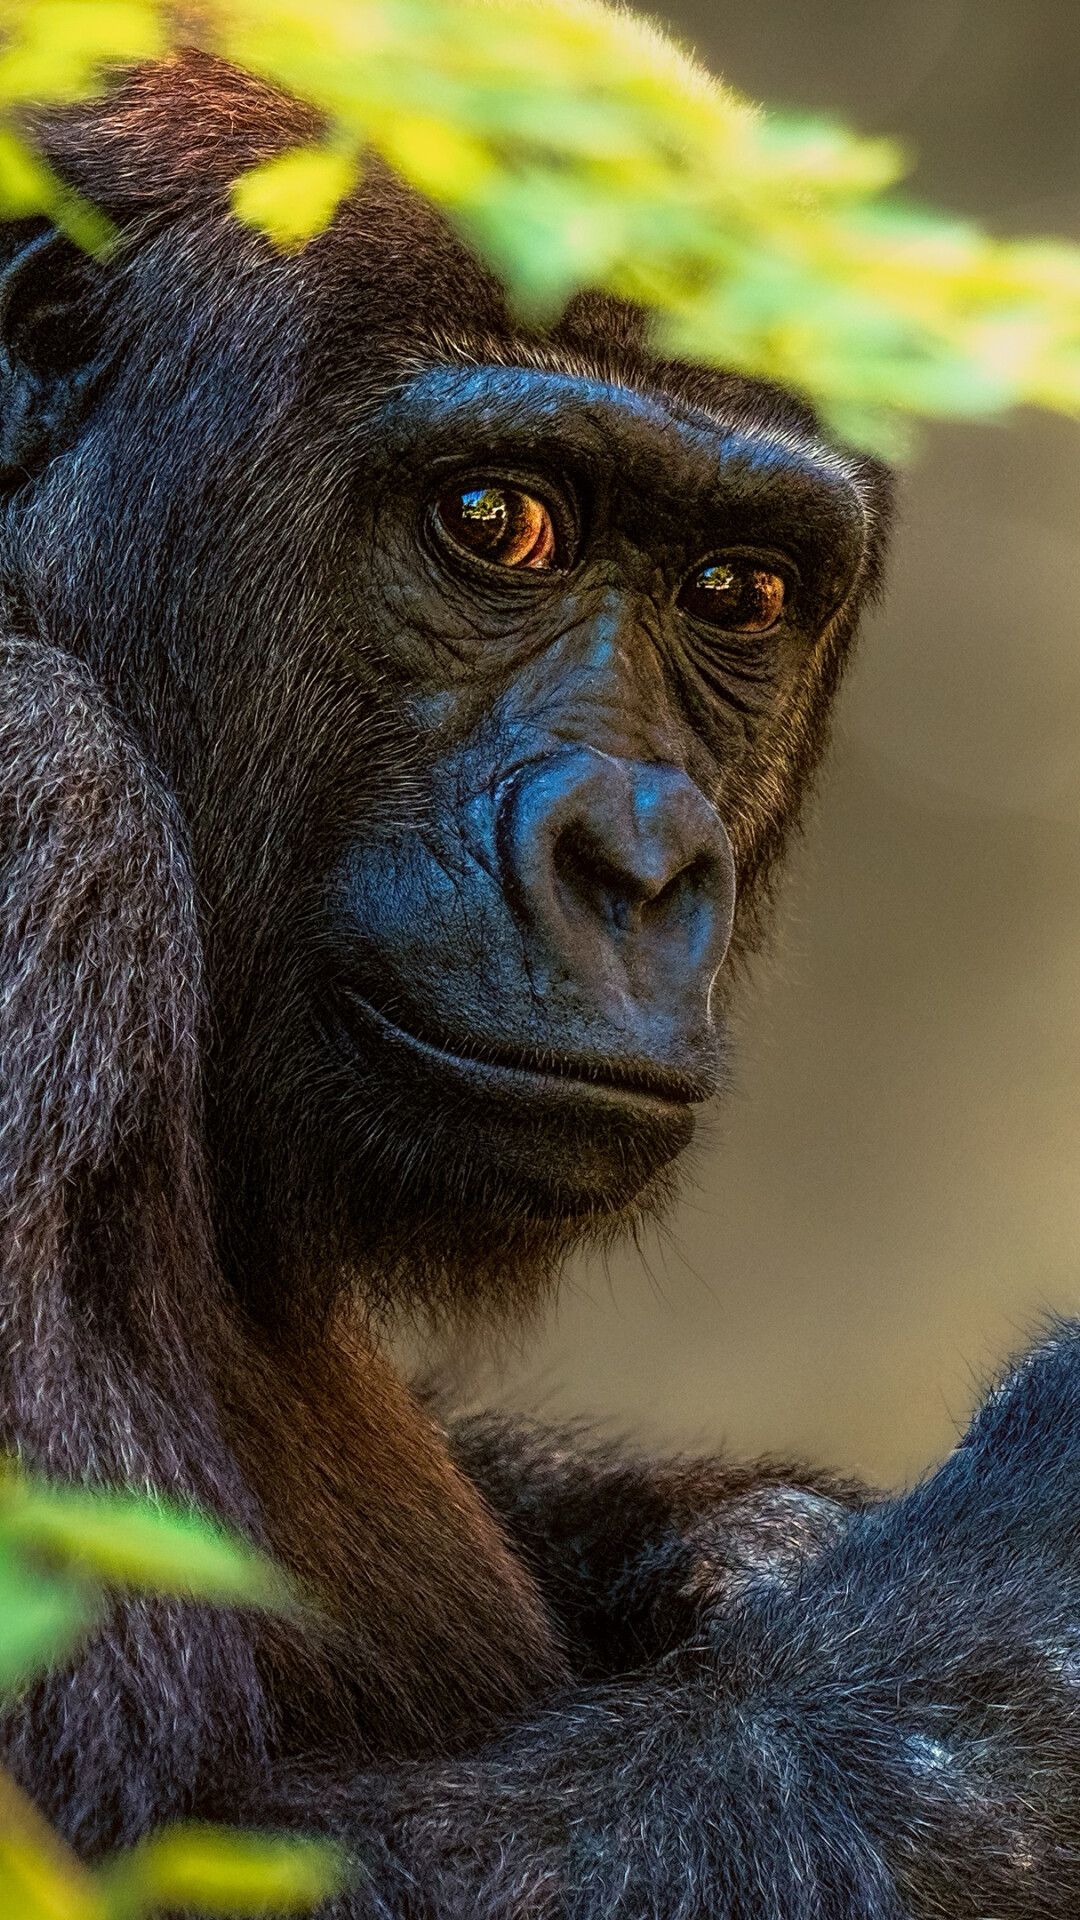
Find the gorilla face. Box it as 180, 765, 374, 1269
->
1, 213, 878, 1312
313, 363, 867, 1222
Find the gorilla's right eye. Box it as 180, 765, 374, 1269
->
434, 484, 558, 570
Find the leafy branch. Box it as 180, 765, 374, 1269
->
0, 0, 1077, 452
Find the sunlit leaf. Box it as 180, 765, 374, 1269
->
0, 1467, 329, 1920
0, 0, 166, 102
0, 1771, 103, 1920
98, 1826, 350, 1917
0, 0, 1078, 453
0, 1474, 294, 1609
0, 123, 54, 210
231, 145, 361, 250
380, 113, 492, 204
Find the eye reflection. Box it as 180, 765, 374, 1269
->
436, 484, 557, 569
678, 559, 786, 633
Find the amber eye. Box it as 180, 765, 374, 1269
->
677, 559, 786, 633
435, 484, 558, 569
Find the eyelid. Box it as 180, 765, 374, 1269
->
694, 544, 800, 586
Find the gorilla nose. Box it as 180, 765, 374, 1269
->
499, 749, 735, 1030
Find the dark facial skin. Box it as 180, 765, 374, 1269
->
317, 364, 867, 1213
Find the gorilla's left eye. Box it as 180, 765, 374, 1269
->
678, 559, 787, 633
435, 485, 558, 570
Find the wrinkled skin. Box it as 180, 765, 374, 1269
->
2, 54, 1080, 1920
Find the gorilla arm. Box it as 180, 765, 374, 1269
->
299, 1332, 1080, 1919
450, 1410, 869, 1678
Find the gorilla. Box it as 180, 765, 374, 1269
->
4, 48, 1080, 1920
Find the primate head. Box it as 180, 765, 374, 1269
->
0, 58, 890, 1319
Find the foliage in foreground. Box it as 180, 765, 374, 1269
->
0, 0, 1077, 453
0, 1459, 347, 1919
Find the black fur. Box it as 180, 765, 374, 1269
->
3, 52, 1080, 1919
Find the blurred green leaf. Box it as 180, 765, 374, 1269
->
0, 2, 1077, 446
99, 1827, 349, 1918
0, 1770, 103, 1920
0, 1463, 334, 1919
0, 1773, 348, 1919
0, 1543, 101, 1692
231, 145, 360, 249
0, 1473, 295, 1610
0, 0, 164, 101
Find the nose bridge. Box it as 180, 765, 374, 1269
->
510, 589, 678, 763
571, 757, 711, 900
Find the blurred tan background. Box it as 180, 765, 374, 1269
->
481, 0, 1080, 1489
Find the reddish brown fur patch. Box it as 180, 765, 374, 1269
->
219, 1310, 567, 1756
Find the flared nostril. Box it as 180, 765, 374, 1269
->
642, 852, 719, 926
552, 819, 717, 937
551, 819, 653, 933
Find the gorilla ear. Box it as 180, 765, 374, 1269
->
0, 226, 111, 480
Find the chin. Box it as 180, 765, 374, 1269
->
354, 1142, 690, 1338
272, 992, 709, 1323
331, 983, 706, 1209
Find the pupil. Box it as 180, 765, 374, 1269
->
444, 485, 521, 559
700, 564, 737, 598
435, 483, 557, 569
460, 487, 508, 529
680, 559, 785, 631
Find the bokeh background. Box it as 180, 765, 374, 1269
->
486, 0, 1080, 1488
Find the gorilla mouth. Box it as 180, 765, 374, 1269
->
334, 986, 713, 1115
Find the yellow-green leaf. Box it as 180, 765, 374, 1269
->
380, 114, 493, 205
0, 0, 167, 104
99, 1826, 350, 1916
0, 1477, 294, 1610
231, 146, 361, 250
0, 1770, 104, 1920
0, 0, 1078, 452
0, 1545, 101, 1692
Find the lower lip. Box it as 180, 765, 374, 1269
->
332, 989, 710, 1119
